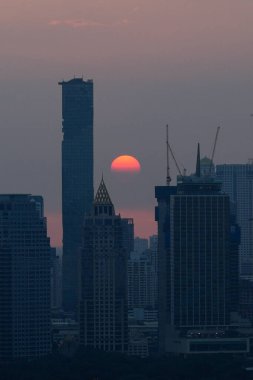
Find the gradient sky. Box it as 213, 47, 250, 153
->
1, 0, 253, 246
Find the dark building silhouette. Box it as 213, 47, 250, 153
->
50, 248, 62, 311
216, 163, 253, 278
59, 78, 94, 313
0, 195, 51, 361
239, 279, 253, 322
155, 147, 248, 354
80, 178, 128, 353
121, 218, 134, 257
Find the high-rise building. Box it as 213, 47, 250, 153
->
80, 178, 128, 353
0, 195, 51, 361
134, 237, 148, 255
59, 78, 94, 312
121, 218, 134, 257
155, 147, 249, 355
128, 250, 157, 310
50, 248, 62, 311
216, 163, 253, 278
149, 234, 158, 276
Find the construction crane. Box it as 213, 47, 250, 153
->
166, 125, 183, 179
209, 126, 221, 175
166, 125, 171, 185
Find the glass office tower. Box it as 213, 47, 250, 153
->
59, 78, 94, 313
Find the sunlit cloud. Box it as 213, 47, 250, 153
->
49, 18, 130, 29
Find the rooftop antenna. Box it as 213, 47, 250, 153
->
166, 125, 171, 186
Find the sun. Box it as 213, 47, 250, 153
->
111, 155, 141, 173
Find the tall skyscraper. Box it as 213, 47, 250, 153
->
0, 195, 51, 361
155, 148, 247, 354
216, 163, 253, 278
80, 178, 128, 353
59, 78, 94, 312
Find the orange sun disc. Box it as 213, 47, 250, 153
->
111, 155, 141, 172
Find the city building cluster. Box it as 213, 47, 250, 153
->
0, 78, 253, 362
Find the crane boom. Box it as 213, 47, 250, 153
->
168, 141, 183, 177
166, 125, 171, 185
209, 126, 220, 174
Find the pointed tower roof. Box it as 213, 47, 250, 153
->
195, 143, 201, 177
94, 177, 113, 206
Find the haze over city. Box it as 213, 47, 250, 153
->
1, 0, 253, 246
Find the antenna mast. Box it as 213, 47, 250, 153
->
166, 124, 171, 186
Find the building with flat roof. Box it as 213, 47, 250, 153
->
59, 78, 94, 313
155, 146, 244, 354
0, 195, 51, 361
216, 163, 253, 278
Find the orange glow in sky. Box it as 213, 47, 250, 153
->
111, 155, 141, 172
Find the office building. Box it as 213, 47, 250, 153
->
59, 78, 94, 312
121, 218, 134, 257
155, 147, 249, 354
128, 251, 157, 310
0, 195, 51, 361
149, 235, 158, 297
50, 248, 62, 311
80, 178, 128, 353
134, 237, 148, 255
216, 163, 253, 277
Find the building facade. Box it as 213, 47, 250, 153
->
50, 248, 62, 311
216, 163, 253, 278
128, 251, 157, 310
155, 150, 243, 354
0, 195, 51, 361
80, 179, 128, 353
59, 78, 94, 312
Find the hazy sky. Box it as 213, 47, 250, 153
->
1, 0, 253, 246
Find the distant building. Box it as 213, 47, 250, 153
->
134, 237, 148, 255
216, 163, 253, 278
128, 308, 158, 357
239, 279, 253, 323
0, 195, 51, 361
121, 218, 134, 257
200, 156, 215, 177
80, 178, 128, 353
128, 251, 157, 310
149, 235, 158, 300
59, 78, 94, 313
155, 146, 249, 355
50, 248, 62, 311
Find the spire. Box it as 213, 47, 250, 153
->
94, 177, 113, 206
195, 143, 201, 177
